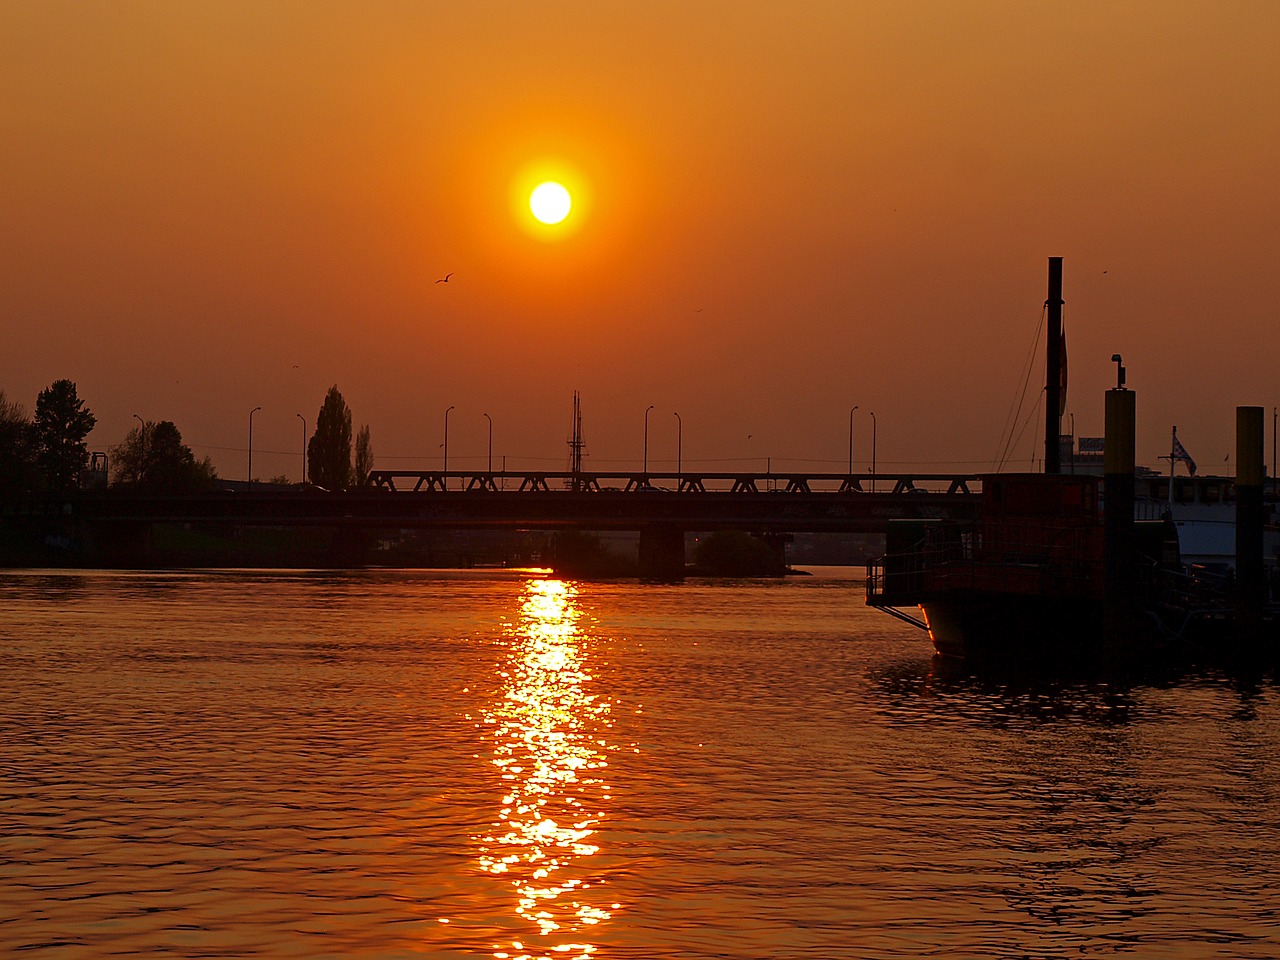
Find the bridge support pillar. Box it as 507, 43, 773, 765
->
638, 524, 686, 580
759, 533, 791, 574
329, 526, 371, 567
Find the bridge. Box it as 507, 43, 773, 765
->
367, 469, 978, 497
49, 470, 981, 530
9, 470, 983, 575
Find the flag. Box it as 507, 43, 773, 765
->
1172, 431, 1196, 476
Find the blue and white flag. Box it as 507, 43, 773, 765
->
1172, 431, 1196, 476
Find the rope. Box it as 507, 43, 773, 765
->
994, 304, 1046, 471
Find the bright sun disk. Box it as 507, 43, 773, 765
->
530, 182, 571, 225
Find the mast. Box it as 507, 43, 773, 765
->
567, 390, 584, 491
1044, 256, 1064, 474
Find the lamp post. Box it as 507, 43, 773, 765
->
848, 405, 858, 477
643, 404, 654, 474
869, 410, 877, 494
248, 406, 261, 484
443, 405, 455, 483
483, 413, 493, 473
132, 413, 145, 485
674, 411, 682, 477
296, 413, 306, 484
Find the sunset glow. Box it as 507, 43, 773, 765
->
3, 3, 1277, 480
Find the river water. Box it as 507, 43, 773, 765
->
2, 567, 1279, 959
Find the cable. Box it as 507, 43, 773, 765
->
994, 305, 1046, 471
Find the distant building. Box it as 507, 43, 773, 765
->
1064, 435, 1104, 475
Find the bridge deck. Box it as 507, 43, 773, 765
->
24, 472, 982, 532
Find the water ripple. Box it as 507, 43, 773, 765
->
2, 569, 1279, 958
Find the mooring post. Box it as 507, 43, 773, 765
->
1104, 385, 1136, 633
1236, 406, 1265, 641
638, 524, 686, 580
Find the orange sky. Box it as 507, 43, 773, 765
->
4, 2, 1278, 481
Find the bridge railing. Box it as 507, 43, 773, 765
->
366, 470, 981, 496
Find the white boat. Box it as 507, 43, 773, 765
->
1135, 473, 1279, 570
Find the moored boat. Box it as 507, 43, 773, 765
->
865, 258, 1278, 660
866, 472, 1180, 660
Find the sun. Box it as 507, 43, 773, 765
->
530, 181, 572, 225
507, 162, 588, 240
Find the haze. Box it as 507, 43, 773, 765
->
4, 2, 1277, 481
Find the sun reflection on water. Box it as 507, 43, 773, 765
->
476, 580, 617, 960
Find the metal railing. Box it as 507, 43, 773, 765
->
367, 469, 981, 496
867, 522, 1103, 602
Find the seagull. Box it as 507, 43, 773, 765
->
436, 272, 453, 284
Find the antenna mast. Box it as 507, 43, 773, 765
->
567, 391, 585, 491
1044, 256, 1064, 474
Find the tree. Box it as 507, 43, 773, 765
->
111, 420, 216, 491
354, 424, 373, 487
307, 385, 352, 491
694, 530, 787, 577
33, 380, 96, 492
0, 390, 37, 496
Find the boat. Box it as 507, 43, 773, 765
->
1135, 472, 1280, 571
866, 472, 1185, 659
865, 259, 1278, 660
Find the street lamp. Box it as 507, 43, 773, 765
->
674, 411, 682, 477
443, 404, 455, 482
132, 413, 145, 485
869, 410, 877, 494
296, 413, 306, 484
483, 413, 493, 473
848, 405, 858, 477
248, 406, 261, 484
643, 404, 655, 474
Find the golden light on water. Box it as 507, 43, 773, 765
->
476, 580, 617, 960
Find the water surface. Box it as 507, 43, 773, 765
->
2, 568, 1278, 958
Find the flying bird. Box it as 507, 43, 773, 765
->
436, 272, 453, 284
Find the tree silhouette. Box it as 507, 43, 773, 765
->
0, 390, 37, 496
33, 380, 96, 492
694, 530, 786, 577
355, 424, 373, 487
112, 420, 216, 491
307, 385, 353, 491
